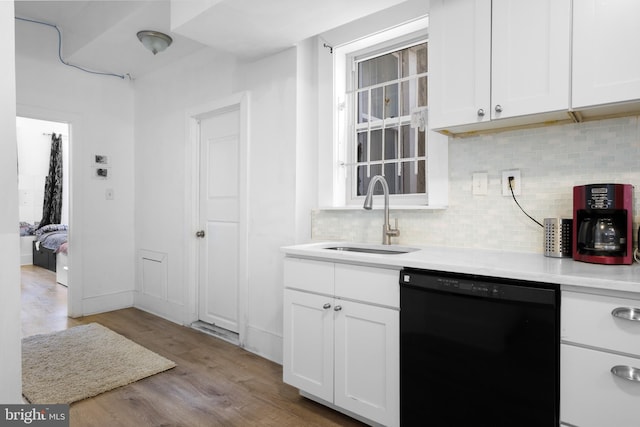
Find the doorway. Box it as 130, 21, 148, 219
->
187, 93, 249, 346
16, 116, 70, 321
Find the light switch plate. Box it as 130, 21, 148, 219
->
472, 172, 488, 195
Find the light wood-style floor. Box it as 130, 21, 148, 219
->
21, 265, 365, 427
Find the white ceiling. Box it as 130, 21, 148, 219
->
14, 0, 413, 79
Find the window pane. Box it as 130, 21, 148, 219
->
400, 80, 411, 117
358, 53, 399, 88
357, 132, 368, 163
418, 130, 426, 157
385, 127, 398, 160
400, 125, 413, 158
370, 130, 382, 161
400, 43, 428, 77
400, 160, 426, 194
358, 91, 369, 123
357, 164, 383, 196
371, 87, 384, 120
384, 163, 399, 195
384, 83, 398, 118
418, 76, 427, 107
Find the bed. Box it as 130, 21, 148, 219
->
31, 224, 68, 274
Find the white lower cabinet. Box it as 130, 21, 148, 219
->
283, 258, 399, 427
561, 291, 640, 427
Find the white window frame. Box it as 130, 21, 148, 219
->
333, 17, 429, 207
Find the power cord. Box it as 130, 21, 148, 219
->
509, 176, 543, 228
15, 16, 129, 80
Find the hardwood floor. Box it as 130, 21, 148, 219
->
21, 266, 365, 427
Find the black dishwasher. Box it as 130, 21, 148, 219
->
399, 268, 559, 427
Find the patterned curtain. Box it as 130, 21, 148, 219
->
38, 133, 63, 228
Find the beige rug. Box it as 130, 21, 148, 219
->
22, 322, 176, 404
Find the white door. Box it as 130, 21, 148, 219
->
334, 300, 399, 427
198, 107, 241, 333
283, 289, 334, 402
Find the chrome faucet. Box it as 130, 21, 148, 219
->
363, 175, 400, 245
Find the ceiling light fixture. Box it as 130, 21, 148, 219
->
137, 30, 173, 55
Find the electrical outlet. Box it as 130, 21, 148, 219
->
472, 172, 488, 195
502, 170, 521, 196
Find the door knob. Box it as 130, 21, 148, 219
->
195, 230, 205, 238
334, 305, 342, 311
477, 108, 485, 117
494, 104, 503, 113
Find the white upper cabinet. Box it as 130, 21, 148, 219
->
429, 0, 491, 130
429, 0, 571, 135
572, 0, 640, 115
491, 0, 570, 119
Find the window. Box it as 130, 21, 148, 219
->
333, 19, 432, 207
352, 42, 427, 198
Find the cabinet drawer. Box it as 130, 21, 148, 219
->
561, 344, 640, 427
284, 257, 333, 295
562, 291, 640, 355
335, 264, 399, 308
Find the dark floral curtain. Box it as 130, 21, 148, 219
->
38, 133, 63, 229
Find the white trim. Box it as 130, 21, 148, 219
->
184, 92, 250, 346
16, 104, 83, 317
330, 18, 432, 208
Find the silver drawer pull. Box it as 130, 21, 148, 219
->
611, 365, 640, 382
323, 303, 331, 309
611, 307, 640, 321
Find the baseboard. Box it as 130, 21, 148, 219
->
82, 290, 135, 316
244, 325, 283, 364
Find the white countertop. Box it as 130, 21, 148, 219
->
282, 242, 640, 295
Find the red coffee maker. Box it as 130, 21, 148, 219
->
573, 184, 633, 265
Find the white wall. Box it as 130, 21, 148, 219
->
134, 45, 298, 362
133, 48, 236, 321
313, 116, 640, 253
0, 0, 23, 403
15, 17, 136, 316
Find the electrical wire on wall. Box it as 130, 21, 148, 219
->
508, 177, 544, 228
15, 16, 131, 80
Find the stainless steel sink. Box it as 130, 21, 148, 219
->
324, 245, 418, 255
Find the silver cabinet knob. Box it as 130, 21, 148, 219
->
495, 104, 503, 113
611, 365, 640, 382
611, 307, 640, 321
323, 303, 331, 309
334, 305, 342, 312
195, 230, 205, 238
477, 108, 485, 117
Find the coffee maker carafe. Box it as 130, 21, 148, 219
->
573, 184, 633, 265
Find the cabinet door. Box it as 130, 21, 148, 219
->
428, 0, 491, 130
283, 290, 334, 402
573, 0, 640, 108
562, 344, 640, 427
334, 300, 399, 427
491, 0, 570, 119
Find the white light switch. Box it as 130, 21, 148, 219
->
472, 172, 488, 195
105, 188, 114, 200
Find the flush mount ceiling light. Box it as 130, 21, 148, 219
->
137, 30, 173, 55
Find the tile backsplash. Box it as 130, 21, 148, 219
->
312, 116, 640, 253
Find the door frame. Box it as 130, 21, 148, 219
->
184, 92, 250, 345
16, 103, 82, 317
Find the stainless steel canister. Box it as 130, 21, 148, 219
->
544, 218, 573, 258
